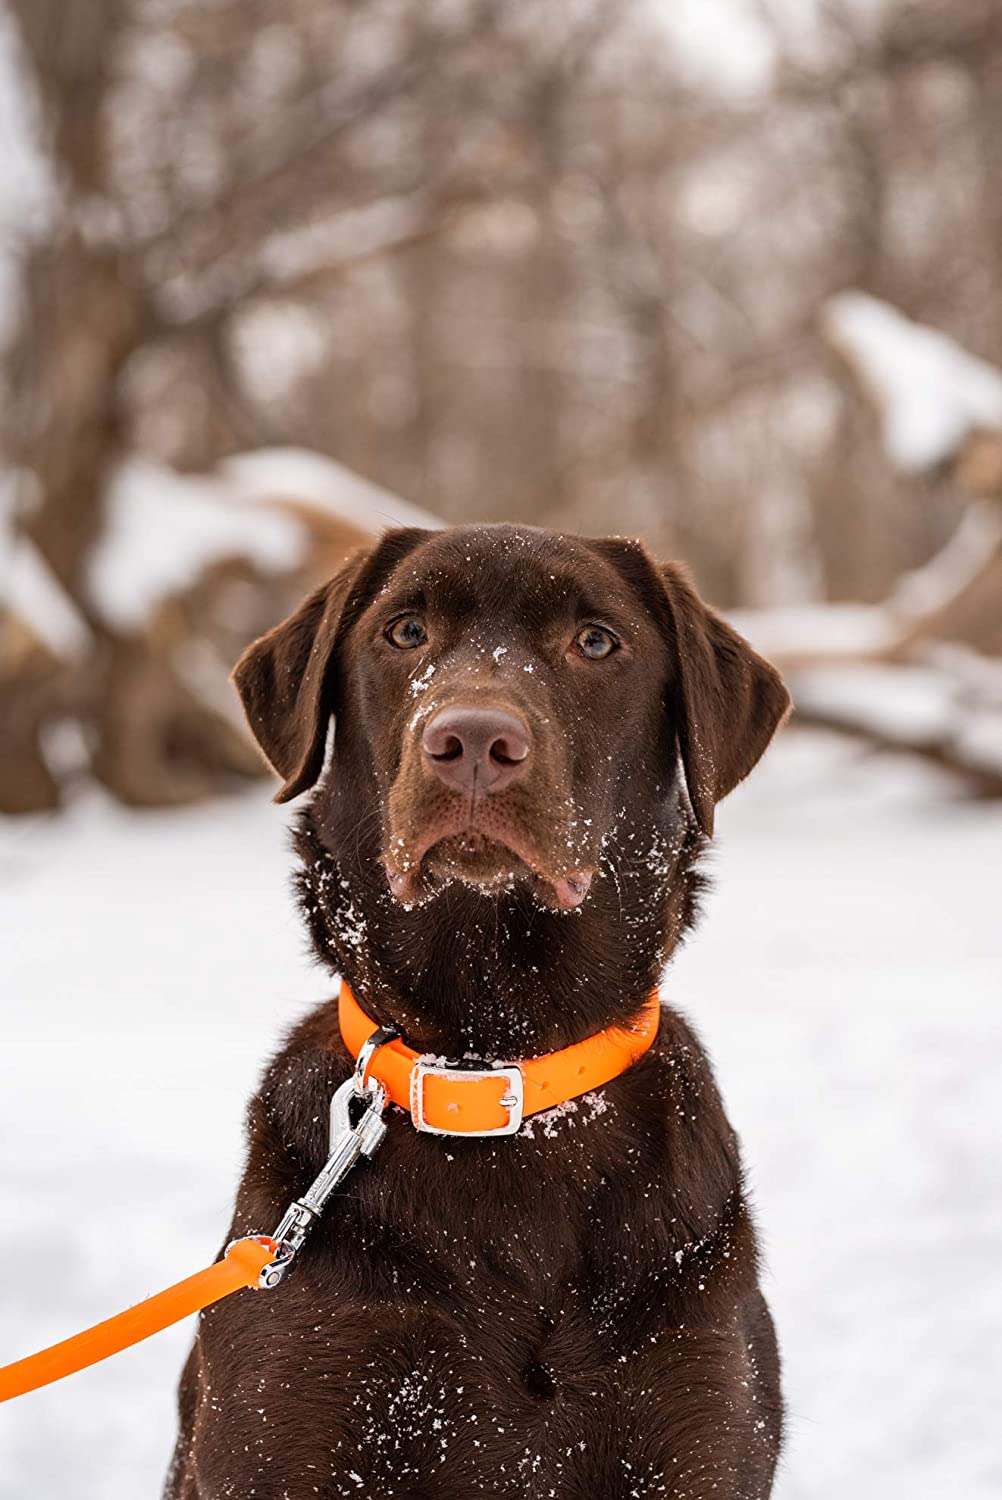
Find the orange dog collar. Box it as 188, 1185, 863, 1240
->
338, 980, 660, 1137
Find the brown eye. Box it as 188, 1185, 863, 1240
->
574, 625, 618, 660
387, 615, 428, 650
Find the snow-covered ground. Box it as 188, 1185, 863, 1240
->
1, 733, 1000, 1498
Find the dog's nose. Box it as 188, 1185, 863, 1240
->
422, 705, 531, 794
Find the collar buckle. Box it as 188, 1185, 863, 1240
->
409, 1059, 525, 1137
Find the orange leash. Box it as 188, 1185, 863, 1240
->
0, 988, 662, 1404
0, 1236, 276, 1404
0, 1067, 393, 1404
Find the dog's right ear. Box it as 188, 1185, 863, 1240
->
232, 528, 429, 802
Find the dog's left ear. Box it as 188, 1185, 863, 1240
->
657, 560, 791, 835
589, 538, 791, 836
232, 528, 430, 803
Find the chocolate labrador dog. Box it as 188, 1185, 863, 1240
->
167, 525, 790, 1499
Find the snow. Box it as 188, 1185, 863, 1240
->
783, 659, 1002, 780
890, 500, 1002, 620
650, 0, 777, 98
1, 478, 91, 658
2, 733, 1001, 1497
650, 0, 889, 102
792, 663, 955, 740
409, 661, 436, 696
734, 599, 1002, 780
86, 458, 308, 631
62, 447, 437, 636
823, 292, 1002, 471
218, 447, 441, 534
731, 603, 897, 659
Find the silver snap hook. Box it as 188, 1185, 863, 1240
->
353, 1025, 399, 1096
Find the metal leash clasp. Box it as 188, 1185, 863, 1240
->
256, 1028, 398, 1290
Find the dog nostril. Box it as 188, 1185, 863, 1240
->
432, 735, 463, 762
490, 736, 528, 767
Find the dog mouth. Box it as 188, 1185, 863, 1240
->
383, 826, 594, 911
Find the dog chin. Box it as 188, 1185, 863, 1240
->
384, 833, 593, 912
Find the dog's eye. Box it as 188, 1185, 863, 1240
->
574, 625, 618, 660
386, 615, 428, 650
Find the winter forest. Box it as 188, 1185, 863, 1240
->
1, 0, 1001, 1496
3, 0, 1002, 810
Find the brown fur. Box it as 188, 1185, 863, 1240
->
167, 524, 790, 1499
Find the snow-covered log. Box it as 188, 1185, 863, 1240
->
820, 292, 1002, 657
823, 292, 1002, 473
2, 451, 440, 813
791, 662, 1002, 798
734, 604, 1002, 796
756, 294, 1002, 793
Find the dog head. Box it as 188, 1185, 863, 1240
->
234, 525, 789, 918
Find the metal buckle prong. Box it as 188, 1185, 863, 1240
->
410, 1059, 525, 1137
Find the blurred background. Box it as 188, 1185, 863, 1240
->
1, 1, 1000, 1496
